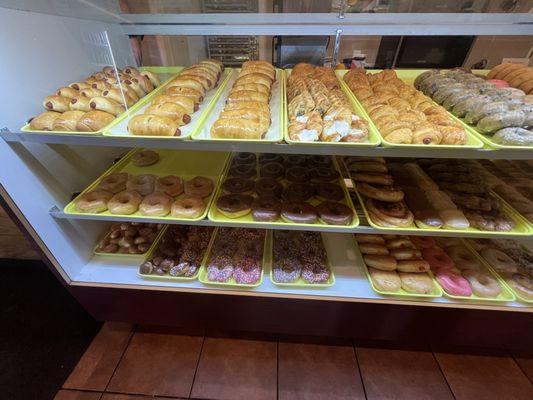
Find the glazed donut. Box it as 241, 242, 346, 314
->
481, 248, 518, 274
255, 178, 283, 197
259, 153, 284, 164
436, 270, 472, 296
463, 269, 501, 298
399, 272, 434, 294
139, 192, 172, 217
284, 154, 307, 168
306, 155, 332, 168
132, 150, 159, 167
396, 260, 430, 273
355, 234, 385, 245
353, 173, 394, 186
312, 167, 340, 183
409, 236, 436, 249
75, 189, 112, 213
222, 178, 255, 194
390, 248, 422, 261
127, 174, 156, 196
421, 248, 454, 271
448, 245, 482, 270
368, 267, 401, 292
363, 255, 397, 271
511, 273, 533, 299
359, 243, 389, 256
317, 201, 353, 225
281, 201, 317, 224
233, 152, 256, 165
97, 172, 128, 194
155, 175, 183, 197
357, 182, 404, 202
171, 196, 205, 219
216, 194, 253, 218
108, 190, 142, 215
229, 163, 256, 179
366, 199, 414, 228
185, 176, 214, 198
284, 183, 314, 202
285, 167, 309, 183
251, 195, 281, 222
386, 238, 416, 250
260, 162, 284, 179
316, 183, 344, 202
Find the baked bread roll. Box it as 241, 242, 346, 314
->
133, 75, 154, 93
79, 88, 102, 98
140, 71, 160, 87
102, 89, 136, 107
167, 78, 205, 96
89, 96, 125, 116
227, 90, 269, 103
152, 95, 196, 114
122, 78, 146, 97
29, 111, 61, 131
235, 73, 272, 89
69, 95, 92, 112
165, 86, 203, 103
225, 100, 270, 114
52, 110, 85, 131
145, 102, 190, 125
128, 114, 180, 136
177, 73, 212, 90
76, 110, 115, 132
56, 87, 79, 98
211, 118, 265, 139
123, 66, 140, 76
42, 95, 71, 112
112, 83, 140, 102
219, 109, 270, 132
91, 81, 112, 91
69, 82, 91, 91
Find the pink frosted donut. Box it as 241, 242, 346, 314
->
436, 270, 472, 297
421, 247, 454, 271
410, 236, 436, 249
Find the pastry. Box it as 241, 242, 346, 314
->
75, 110, 115, 132
29, 111, 61, 131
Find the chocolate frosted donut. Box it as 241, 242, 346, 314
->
316, 182, 344, 201
312, 167, 340, 182
222, 177, 255, 194
252, 195, 281, 222
229, 163, 256, 179
317, 201, 353, 225
306, 155, 332, 168
255, 177, 283, 197
216, 194, 253, 218
233, 152, 256, 165
281, 201, 317, 224
259, 153, 284, 164
286, 166, 309, 183
284, 154, 306, 168
260, 162, 284, 179
284, 183, 315, 202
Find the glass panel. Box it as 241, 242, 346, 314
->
343, 0, 533, 13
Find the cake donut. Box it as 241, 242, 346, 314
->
233, 255, 261, 284
281, 202, 317, 224
448, 245, 482, 270
252, 195, 281, 222
233, 152, 256, 165
480, 248, 518, 274
436, 270, 472, 296
108, 190, 142, 215
317, 201, 353, 225
132, 150, 159, 166
139, 192, 172, 217
260, 162, 284, 179
126, 174, 156, 196
185, 176, 214, 198
421, 247, 454, 271
75, 189, 113, 213
511, 273, 533, 299
207, 255, 234, 282
312, 167, 340, 182
306, 155, 332, 168
301, 255, 330, 283
171, 196, 205, 218
259, 153, 284, 164
155, 175, 184, 197
462, 269, 501, 298
98, 173, 128, 194
285, 166, 309, 183
284, 154, 307, 168
273, 258, 302, 283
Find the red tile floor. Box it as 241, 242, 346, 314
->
56, 322, 533, 400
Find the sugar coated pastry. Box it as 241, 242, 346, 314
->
399, 272, 434, 294
29, 111, 61, 131
363, 255, 397, 271
463, 269, 501, 298
368, 267, 401, 292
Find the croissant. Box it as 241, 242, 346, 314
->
56, 87, 79, 98
235, 74, 272, 89
42, 95, 70, 112
52, 110, 85, 131
29, 111, 61, 131
76, 110, 115, 132
69, 82, 91, 91
152, 94, 197, 114
145, 102, 190, 125
89, 96, 125, 116
219, 109, 270, 132
177, 73, 212, 90
165, 86, 203, 103
69, 95, 92, 112
225, 100, 270, 114
128, 114, 180, 136
167, 78, 205, 96
79, 88, 102, 98
438, 125, 467, 145
227, 90, 269, 104
101, 89, 135, 107
384, 128, 412, 144
232, 83, 270, 96
211, 118, 265, 139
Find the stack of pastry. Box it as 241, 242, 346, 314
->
95, 222, 162, 255
356, 234, 434, 294
29, 65, 160, 132
211, 60, 275, 139
343, 68, 467, 144
286, 63, 369, 142
487, 63, 533, 95
128, 60, 224, 136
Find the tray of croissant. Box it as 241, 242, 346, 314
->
23, 66, 180, 135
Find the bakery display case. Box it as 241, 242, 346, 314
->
0, 1, 532, 342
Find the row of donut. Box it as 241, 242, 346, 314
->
29, 65, 160, 132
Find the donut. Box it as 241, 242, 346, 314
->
281, 201, 317, 224
468, 238, 493, 251
127, 174, 156, 196
306, 155, 332, 168
222, 177, 255, 194
511, 273, 533, 299
311, 167, 340, 183
259, 153, 284, 164
252, 195, 281, 222
436, 270, 472, 296
108, 190, 142, 215
399, 272, 434, 294
448, 245, 482, 270
260, 162, 284, 179
139, 192, 172, 216
233, 152, 256, 165
75, 189, 113, 213
358, 243, 389, 256
255, 178, 283, 197
463, 270, 501, 298
233, 255, 261, 284
284, 154, 307, 168
353, 173, 394, 186
285, 167, 309, 183
273, 258, 302, 283
409, 236, 436, 249
185, 176, 214, 198
315, 183, 344, 202
363, 255, 397, 271
368, 267, 401, 292
317, 201, 353, 225
284, 183, 314, 202
481, 248, 518, 274
357, 182, 404, 202
386, 238, 415, 250
155, 175, 183, 197
229, 163, 256, 179
421, 248, 454, 271
366, 199, 414, 228
355, 234, 385, 245
301, 256, 330, 283
132, 150, 159, 166
396, 260, 430, 273
97, 173, 128, 193
207, 254, 234, 282
171, 196, 205, 219
390, 248, 422, 261
216, 194, 253, 218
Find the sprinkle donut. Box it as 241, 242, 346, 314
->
273, 258, 302, 283
233, 255, 261, 284
207, 255, 234, 282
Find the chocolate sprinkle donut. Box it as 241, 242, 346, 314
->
316, 182, 344, 201
252, 195, 281, 222
317, 201, 353, 225
229, 163, 256, 179
255, 177, 283, 197
285, 166, 309, 183
284, 183, 315, 202
260, 162, 284, 179
281, 201, 317, 224
222, 177, 255, 194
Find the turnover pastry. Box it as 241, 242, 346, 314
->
76, 110, 115, 132
29, 111, 61, 131
52, 110, 85, 131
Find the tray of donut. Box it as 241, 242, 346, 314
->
208, 152, 359, 228
64, 148, 229, 222
337, 69, 484, 148
105, 60, 232, 139
192, 61, 283, 143
23, 65, 180, 135
343, 156, 530, 236
283, 64, 381, 146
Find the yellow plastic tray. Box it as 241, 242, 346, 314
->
353, 236, 443, 298
93, 223, 166, 257
336, 69, 484, 149
138, 226, 217, 282
490, 191, 533, 233
21, 67, 183, 136
192, 68, 284, 142
198, 227, 268, 288
269, 231, 335, 287
64, 149, 230, 222
283, 69, 381, 147
104, 68, 233, 139
208, 154, 359, 228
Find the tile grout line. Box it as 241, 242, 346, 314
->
429, 344, 457, 400
188, 334, 206, 399
506, 348, 533, 386
102, 323, 138, 393
351, 339, 368, 400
